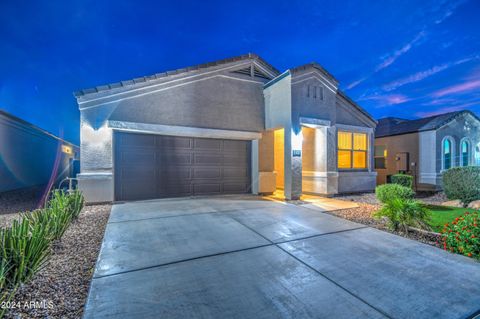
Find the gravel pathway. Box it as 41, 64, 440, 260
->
2, 204, 111, 319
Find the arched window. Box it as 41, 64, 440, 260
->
443, 138, 453, 170
461, 139, 470, 166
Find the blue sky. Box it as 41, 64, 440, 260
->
1, 0, 479, 144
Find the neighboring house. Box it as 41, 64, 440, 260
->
75, 53, 377, 203
374, 110, 480, 191
0, 109, 79, 193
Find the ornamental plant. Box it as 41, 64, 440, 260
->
391, 174, 413, 189
442, 167, 480, 205
373, 198, 430, 233
375, 184, 415, 204
440, 211, 479, 259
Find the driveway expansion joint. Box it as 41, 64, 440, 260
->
228, 215, 392, 319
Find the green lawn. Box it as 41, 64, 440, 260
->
427, 205, 478, 232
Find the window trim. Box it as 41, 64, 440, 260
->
374, 145, 387, 170
460, 137, 471, 167
441, 136, 455, 171
337, 131, 369, 170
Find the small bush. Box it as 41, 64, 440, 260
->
442, 167, 480, 205
391, 174, 413, 188
374, 198, 431, 232
23, 207, 71, 241
375, 184, 415, 204
441, 211, 479, 259
0, 218, 52, 287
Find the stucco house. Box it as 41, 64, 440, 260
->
374, 110, 480, 191
75, 53, 377, 203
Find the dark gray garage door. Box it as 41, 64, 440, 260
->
114, 131, 251, 201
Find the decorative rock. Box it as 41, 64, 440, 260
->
467, 200, 480, 210
441, 200, 464, 208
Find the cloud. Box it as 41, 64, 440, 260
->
375, 31, 426, 72
346, 1, 468, 91
382, 56, 478, 91
346, 31, 426, 90
434, 0, 469, 24
432, 79, 480, 97
415, 101, 478, 117
346, 77, 367, 90
360, 93, 411, 107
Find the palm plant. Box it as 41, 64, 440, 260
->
374, 198, 431, 233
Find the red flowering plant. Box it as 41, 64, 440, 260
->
440, 212, 480, 259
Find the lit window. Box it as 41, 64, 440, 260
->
374, 145, 387, 169
443, 138, 452, 170
461, 140, 470, 166
338, 131, 368, 169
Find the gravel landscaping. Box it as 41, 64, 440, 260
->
0, 186, 46, 216
0, 204, 111, 319
332, 193, 442, 246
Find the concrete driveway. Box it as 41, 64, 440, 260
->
84, 195, 480, 319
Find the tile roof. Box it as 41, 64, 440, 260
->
74, 53, 280, 98
375, 110, 479, 138
289, 62, 339, 85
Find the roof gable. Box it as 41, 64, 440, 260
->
74, 53, 279, 98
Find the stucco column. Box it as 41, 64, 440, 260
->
284, 128, 302, 200
325, 126, 339, 195
251, 139, 259, 195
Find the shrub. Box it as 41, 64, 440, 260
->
374, 198, 431, 232
442, 167, 480, 205
23, 207, 71, 241
391, 174, 413, 188
375, 184, 415, 204
0, 218, 52, 286
441, 211, 480, 259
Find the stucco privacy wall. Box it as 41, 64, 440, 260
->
0, 111, 78, 193
77, 57, 275, 202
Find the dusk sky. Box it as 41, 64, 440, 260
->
1, 0, 479, 144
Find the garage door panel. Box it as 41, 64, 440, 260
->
158, 184, 192, 196
118, 133, 156, 147
157, 136, 192, 149
223, 140, 248, 151
223, 167, 248, 178
193, 168, 222, 179
121, 168, 156, 180
194, 138, 222, 150
194, 154, 223, 165
193, 183, 222, 195
160, 167, 192, 180
224, 183, 250, 193
120, 150, 156, 165
114, 131, 251, 201
160, 153, 193, 165
224, 155, 249, 166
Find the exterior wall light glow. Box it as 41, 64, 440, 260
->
291, 130, 303, 151
61, 145, 73, 155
